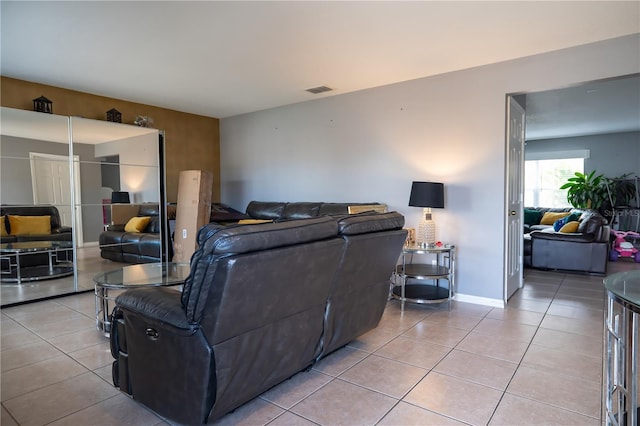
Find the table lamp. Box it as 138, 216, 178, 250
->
111, 191, 130, 204
409, 181, 444, 246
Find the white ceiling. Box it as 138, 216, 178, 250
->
525, 74, 640, 140
1, 1, 639, 139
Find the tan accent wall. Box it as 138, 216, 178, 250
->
0, 76, 220, 202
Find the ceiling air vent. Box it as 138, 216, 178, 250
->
305, 85, 333, 94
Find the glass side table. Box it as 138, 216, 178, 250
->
93, 262, 190, 336
603, 270, 640, 425
391, 243, 455, 308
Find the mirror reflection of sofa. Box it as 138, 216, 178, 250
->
1, 205, 73, 268
523, 207, 609, 274
99, 204, 168, 263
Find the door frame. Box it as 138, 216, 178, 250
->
29, 152, 83, 247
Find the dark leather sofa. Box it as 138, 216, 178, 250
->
245, 200, 386, 220
109, 211, 407, 424
99, 204, 164, 264
1, 205, 72, 267
524, 207, 609, 274
0, 205, 72, 243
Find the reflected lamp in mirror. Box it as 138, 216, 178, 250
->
111, 191, 130, 204
408, 181, 444, 246
33, 96, 53, 114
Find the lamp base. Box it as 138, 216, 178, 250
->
418, 219, 436, 245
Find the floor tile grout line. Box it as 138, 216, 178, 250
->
484, 271, 565, 425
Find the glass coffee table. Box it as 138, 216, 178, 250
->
0, 241, 74, 284
93, 262, 190, 335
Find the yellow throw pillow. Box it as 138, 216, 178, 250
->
559, 221, 580, 233
8, 215, 51, 235
125, 216, 151, 233
0, 216, 7, 237
540, 212, 570, 225
237, 219, 273, 225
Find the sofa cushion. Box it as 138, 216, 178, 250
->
0, 216, 7, 237
524, 209, 543, 226
337, 212, 405, 235
125, 216, 151, 233
145, 216, 161, 233
8, 215, 51, 235
237, 219, 272, 225
246, 201, 286, 220
559, 221, 580, 233
540, 211, 570, 225
282, 202, 321, 219
138, 204, 160, 217
553, 212, 582, 231
201, 216, 339, 256
577, 210, 606, 236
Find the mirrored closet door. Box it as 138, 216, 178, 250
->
1, 107, 167, 306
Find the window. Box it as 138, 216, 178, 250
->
525, 157, 584, 207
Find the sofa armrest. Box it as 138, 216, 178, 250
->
107, 224, 126, 232
111, 286, 214, 425
529, 231, 595, 243
115, 287, 193, 330
52, 226, 72, 234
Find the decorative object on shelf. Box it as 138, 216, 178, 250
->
106, 108, 122, 123
409, 181, 445, 246
111, 191, 130, 204
33, 96, 53, 114
134, 115, 154, 127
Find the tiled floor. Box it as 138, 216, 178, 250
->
1, 246, 113, 307
2, 261, 639, 425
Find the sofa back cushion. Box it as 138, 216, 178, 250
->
282, 202, 321, 219
245, 201, 286, 220
524, 209, 543, 226
337, 211, 405, 235
181, 216, 339, 321
0, 205, 62, 231
320, 212, 407, 356
577, 210, 607, 236
138, 203, 160, 217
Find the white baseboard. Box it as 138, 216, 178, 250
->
81, 241, 100, 247
453, 293, 505, 308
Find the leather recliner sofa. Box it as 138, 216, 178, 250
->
245, 200, 386, 220
109, 211, 407, 424
524, 207, 610, 274
0, 205, 72, 244
99, 204, 165, 263
1, 205, 72, 267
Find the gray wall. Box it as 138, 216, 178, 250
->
525, 131, 640, 178
0, 135, 104, 242
220, 34, 640, 305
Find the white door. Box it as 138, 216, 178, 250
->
504, 96, 525, 302
30, 153, 83, 246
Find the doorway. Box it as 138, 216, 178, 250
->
29, 152, 83, 246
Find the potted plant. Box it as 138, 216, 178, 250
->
560, 170, 607, 209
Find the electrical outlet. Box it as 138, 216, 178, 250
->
431, 259, 437, 266
182, 229, 187, 238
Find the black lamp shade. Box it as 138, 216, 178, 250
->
111, 191, 130, 204
409, 182, 444, 208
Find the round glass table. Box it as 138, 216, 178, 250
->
603, 270, 640, 425
93, 262, 190, 335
